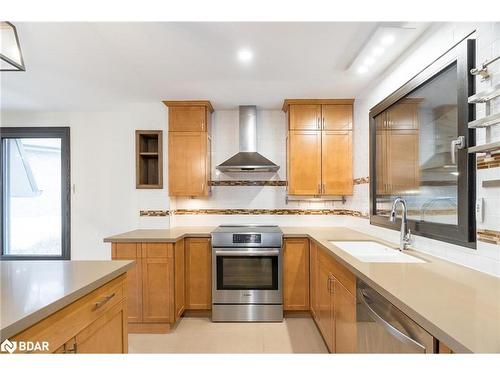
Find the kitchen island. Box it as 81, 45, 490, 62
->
0, 260, 133, 353
105, 226, 500, 353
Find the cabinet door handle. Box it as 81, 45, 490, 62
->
317, 184, 321, 194
322, 183, 325, 194
322, 117, 325, 130
65, 338, 77, 354
94, 292, 116, 310
317, 117, 320, 130
201, 121, 205, 131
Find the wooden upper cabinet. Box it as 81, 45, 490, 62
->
386, 130, 419, 195
185, 238, 212, 310
165, 100, 213, 197
288, 130, 322, 195
322, 131, 353, 195
168, 106, 207, 132
284, 99, 354, 196
164, 100, 214, 132
168, 131, 209, 196
141, 243, 175, 323
283, 238, 310, 311
384, 99, 420, 130
288, 104, 321, 130
322, 104, 353, 130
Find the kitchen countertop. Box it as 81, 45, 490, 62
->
0, 260, 134, 340
104, 226, 500, 353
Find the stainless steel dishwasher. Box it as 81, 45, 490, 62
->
357, 280, 436, 353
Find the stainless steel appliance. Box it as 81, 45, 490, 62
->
211, 225, 283, 322
357, 280, 436, 353
215, 106, 280, 172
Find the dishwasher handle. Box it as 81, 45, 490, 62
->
358, 288, 426, 352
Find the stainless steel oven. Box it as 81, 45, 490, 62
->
211, 225, 283, 322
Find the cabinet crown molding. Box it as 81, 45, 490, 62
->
282, 99, 355, 112
163, 100, 214, 113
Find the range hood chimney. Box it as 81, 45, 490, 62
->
216, 106, 280, 172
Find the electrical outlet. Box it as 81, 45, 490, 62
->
475, 198, 484, 223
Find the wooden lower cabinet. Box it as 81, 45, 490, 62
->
283, 238, 310, 311
11, 275, 128, 353
174, 239, 186, 319
309, 241, 319, 320
141, 243, 175, 323
310, 239, 357, 353
76, 301, 128, 353
333, 278, 356, 353
185, 238, 212, 310
112, 242, 178, 333
317, 256, 335, 352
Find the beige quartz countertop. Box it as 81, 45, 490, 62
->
0, 260, 133, 340
104, 226, 500, 353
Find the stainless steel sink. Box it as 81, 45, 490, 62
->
329, 241, 426, 263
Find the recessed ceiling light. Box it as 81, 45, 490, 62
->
381, 34, 395, 46
357, 66, 368, 74
372, 46, 385, 57
364, 57, 375, 66
237, 48, 253, 63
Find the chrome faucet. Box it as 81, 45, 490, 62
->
389, 197, 411, 251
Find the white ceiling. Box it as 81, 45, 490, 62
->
0, 22, 430, 111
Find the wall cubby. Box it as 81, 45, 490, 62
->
136, 130, 163, 189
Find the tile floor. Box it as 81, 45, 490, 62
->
128, 315, 328, 353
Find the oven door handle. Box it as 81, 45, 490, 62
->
215, 250, 280, 256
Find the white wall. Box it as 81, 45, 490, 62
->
1, 103, 170, 260
354, 22, 500, 276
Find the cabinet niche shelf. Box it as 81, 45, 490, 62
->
136, 130, 163, 189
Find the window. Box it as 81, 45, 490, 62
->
369, 38, 476, 248
1, 127, 70, 259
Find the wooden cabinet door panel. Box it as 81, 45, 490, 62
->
322, 104, 353, 130
322, 131, 353, 195
169, 132, 208, 196
376, 131, 388, 195
387, 130, 419, 195
318, 260, 334, 352
386, 101, 419, 130
174, 239, 186, 320
283, 239, 310, 311
185, 238, 211, 310
334, 278, 356, 353
168, 106, 206, 132
112, 243, 142, 323
76, 302, 127, 354
289, 104, 321, 130
142, 243, 174, 323
288, 131, 322, 195
309, 241, 319, 321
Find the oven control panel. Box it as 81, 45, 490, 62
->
233, 233, 261, 244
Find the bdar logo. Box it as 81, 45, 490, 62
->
1, 339, 17, 354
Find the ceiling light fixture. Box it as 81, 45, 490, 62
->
237, 48, 253, 63
381, 34, 395, 46
372, 46, 385, 57
357, 66, 368, 74
364, 57, 375, 66
0, 22, 25, 71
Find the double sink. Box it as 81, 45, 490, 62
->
329, 241, 426, 263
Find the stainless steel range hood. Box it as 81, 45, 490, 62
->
216, 106, 280, 172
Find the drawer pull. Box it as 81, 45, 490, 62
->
93, 292, 116, 310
